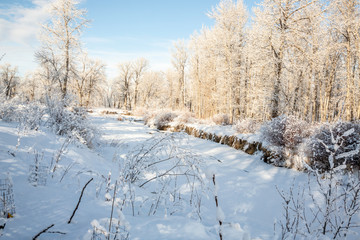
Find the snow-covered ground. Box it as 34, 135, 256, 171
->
0, 112, 358, 239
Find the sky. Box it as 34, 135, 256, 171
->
0, 0, 259, 79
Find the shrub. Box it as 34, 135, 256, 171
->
307, 122, 360, 170
173, 111, 196, 124
143, 110, 157, 126
0, 99, 44, 131
261, 115, 310, 149
153, 111, 178, 130
45, 99, 98, 148
212, 113, 230, 125
233, 118, 261, 134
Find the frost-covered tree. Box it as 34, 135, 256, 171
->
207, 0, 247, 122
171, 40, 188, 110
187, 0, 247, 121
36, 0, 89, 100
247, 0, 327, 120
0, 64, 19, 99
133, 58, 148, 108
329, 0, 360, 121
19, 70, 43, 102
73, 54, 105, 107
138, 71, 168, 109
117, 61, 134, 110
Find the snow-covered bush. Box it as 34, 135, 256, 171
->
144, 110, 196, 129
45, 99, 98, 148
173, 111, 196, 124
233, 118, 261, 134
261, 115, 310, 149
307, 122, 360, 171
144, 110, 178, 130
0, 99, 44, 131
212, 113, 230, 125
142, 110, 156, 126
153, 111, 178, 130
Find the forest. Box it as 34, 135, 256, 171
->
1, 0, 360, 124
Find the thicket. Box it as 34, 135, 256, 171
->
0, 97, 97, 148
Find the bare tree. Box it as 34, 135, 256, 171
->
207, 0, 247, 122
133, 58, 148, 108
74, 54, 105, 107
330, 0, 360, 121
138, 71, 168, 109
36, 0, 89, 100
171, 40, 188, 110
0, 64, 19, 99
117, 62, 134, 110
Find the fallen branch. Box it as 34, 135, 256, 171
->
32, 224, 55, 240
68, 177, 93, 224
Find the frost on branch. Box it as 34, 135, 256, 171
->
45, 98, 98, 148
259, 115, 311, 168
0, 98, 44, 132
307, 122, 360, 171
261, 115, 311, 149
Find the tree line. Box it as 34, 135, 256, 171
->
1, 0, 360, 123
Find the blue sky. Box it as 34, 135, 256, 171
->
0, 0, 259, 78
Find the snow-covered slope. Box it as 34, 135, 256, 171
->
0, 114, 358, 239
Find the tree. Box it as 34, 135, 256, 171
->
133, 58, 148, 108
19, 70, 43, 102
138, 71, 168, 109
36, 0, 89, 100
117, 62, 134, 110
207, 0, 247, 122
189, 27, 218, 119
0, 64, 19, 99
329, 0, 360, 121
248, 0, 325, 120
74, 54, 105, 107
171, 40, 188, 110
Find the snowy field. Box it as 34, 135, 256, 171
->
0, 112, 358, 239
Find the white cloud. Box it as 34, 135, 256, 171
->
0, 0, 53, 75
0, 0, 52, 45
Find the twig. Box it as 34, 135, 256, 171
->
0, 53, 5, 62
108, 180, 117, 240
213, 174, 223, 240
60, 162, 76, 182
48, 230, 66, 235
68, 178, 93, 224
32, 224, 55, 240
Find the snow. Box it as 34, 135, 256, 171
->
0, 111, 359, 239
181, 122, 264, 148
